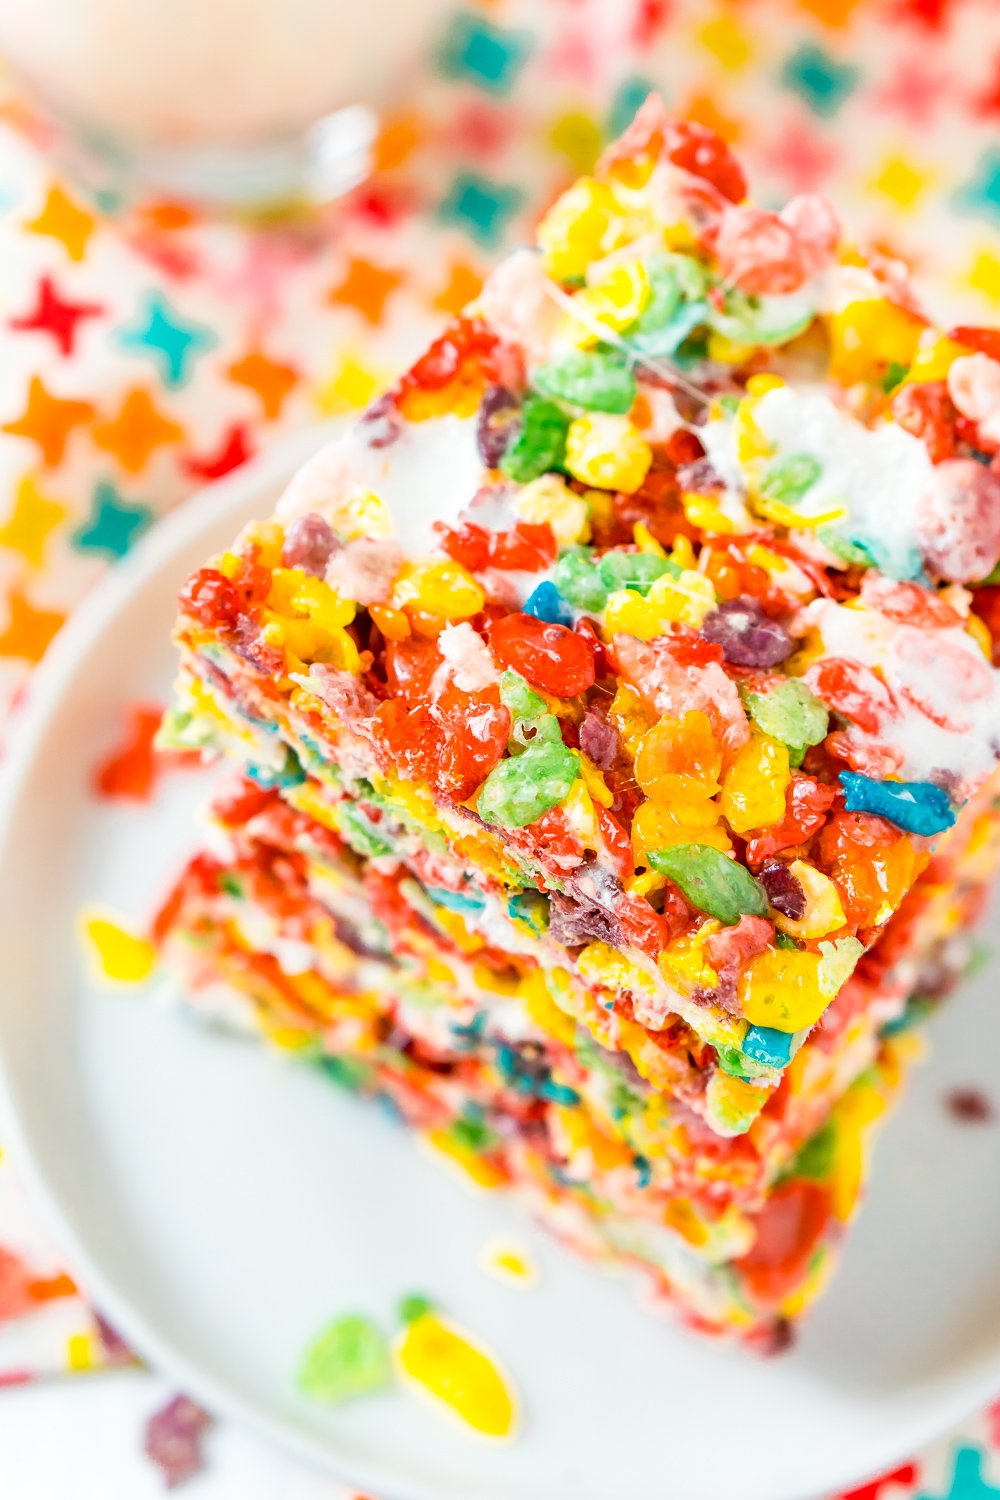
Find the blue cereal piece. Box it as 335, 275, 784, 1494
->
742, 1024, 795, 1070
425, 885, 487, 916
523, 580, 574, 626
839, 771, 956, 836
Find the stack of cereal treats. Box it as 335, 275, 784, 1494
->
156, 97, 1000, 1345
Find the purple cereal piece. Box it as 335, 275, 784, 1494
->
701, 595, 793, 669
144, 1394, 212, 1489
476, 385, 520, 468
94, 1312, 132, 1362
760, 861, 806, 920
548, 891, 623, 949
945, 1087, 995, 1123
281, 513, 339, 576
359, 392, 403, 449
677, 458, 725, 494
579, 707, 620, 770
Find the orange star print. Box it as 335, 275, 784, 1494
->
328, 258, 403, 326
93, 388, 184, 475
2, 377, 95, 468
24, 183, 96, 262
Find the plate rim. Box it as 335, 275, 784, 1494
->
0, 422, 998, 1500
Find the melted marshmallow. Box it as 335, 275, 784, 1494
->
808, 598, 1000, 792
278, 414, 484, 554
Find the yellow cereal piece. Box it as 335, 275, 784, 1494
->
632, 798, 732, 861
395, 1310, 518, 1439
752, 494, 846, 530
906, 332, 971, 384
603, 569, 716, 637
670, 534, 697, 571
827, 298, 924, 385
568, 260, 651, 347
746, 374, 785, 398
514, 473, 590, 545
564, 414, 652, 493
424, 1129, 507, 1190
657, 923, 721, 996
705, 1072, 768, 1136
634, 710, 721, 802
561, 777, 599, 849
80, 911, 157, 985
633, 520, 666, 557
626, 869, 667, 902
66, 1333, 97, 1373
519, 969, 578, 1047
608, 680, 656, 757
579, 753, 614, 807
537, 176, 628, 283
333, 489, 393, 540
738, 949, 827, 1032
577, 941, 660, 1003
721, 732, 790, 834
663, 1197, 711, 1249
682, 492, 752, 536
734, 400, 774, 463
708, 331, 757, 366
480, 1239, 539, 1288
967, 612, 993, 660
236, 520, 284, 569
392, 560, 485, 620
775, 860, 847, 940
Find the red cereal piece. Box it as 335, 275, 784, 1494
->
891, 380, 957, 465
595, 804, 634, 882
950, 325, 1000, 361
373, 689, 510, 801
744, 776, 839, 867
714, 208, 807, 296
617, 893, 671, 962
733, 1180, 832, 1305
177, 567, 242, 630
93, 702, 199, 802
489, 613, 596, 697
664, 119, 747, 204
439, 521, 556, 573
805, 658, 898, 735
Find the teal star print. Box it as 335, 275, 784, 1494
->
438, 173, 524, 249
73, 480, 152, 559
954, 151, 1000, 223
919, 1445, 1000, 1500
439, 12, 532, 94
781, 44, 859, 118
115, 291, 216, 388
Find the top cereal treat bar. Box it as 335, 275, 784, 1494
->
164, 93, 1000, 1138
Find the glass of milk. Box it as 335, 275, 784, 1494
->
0, 0, 452, 204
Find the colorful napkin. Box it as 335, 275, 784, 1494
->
2, 0, 1000, 1490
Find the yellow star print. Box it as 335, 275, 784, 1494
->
24, 183, 96, 263
0, 474, 68, 569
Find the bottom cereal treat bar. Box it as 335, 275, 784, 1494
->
156, 95, 1000, 1339
153, 769, 993, 1343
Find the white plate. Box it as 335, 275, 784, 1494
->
1, 428, 999, 1500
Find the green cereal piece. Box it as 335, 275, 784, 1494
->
786, 1120, 837, 1182
499, 396, 570, 482
743, 677, 829, 755
498, 669, 547, 720
477, 739, 580, 828
298, 1314, 392, 1404
552, 550, 609, 612
532, 348, 637, 414
760, 453, 822, 504
399, 1293, 435, 1325
648, 844, 768, 925
598, 551, 673, 594
817, 935, 864, 997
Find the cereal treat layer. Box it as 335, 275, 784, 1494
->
159, 94, 1000, 1338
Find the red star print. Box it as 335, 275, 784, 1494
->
9, 275, 104, 358
632, 0, 671, 46
973, 53, 1000, 119
92, 701, 197, 801
762, 120, 840, 193
444, 101, 512, 159
891, 0, 955, 27
838, 1462, 917, 1500
873, 57, 947, 124
183, 422, 253, 482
